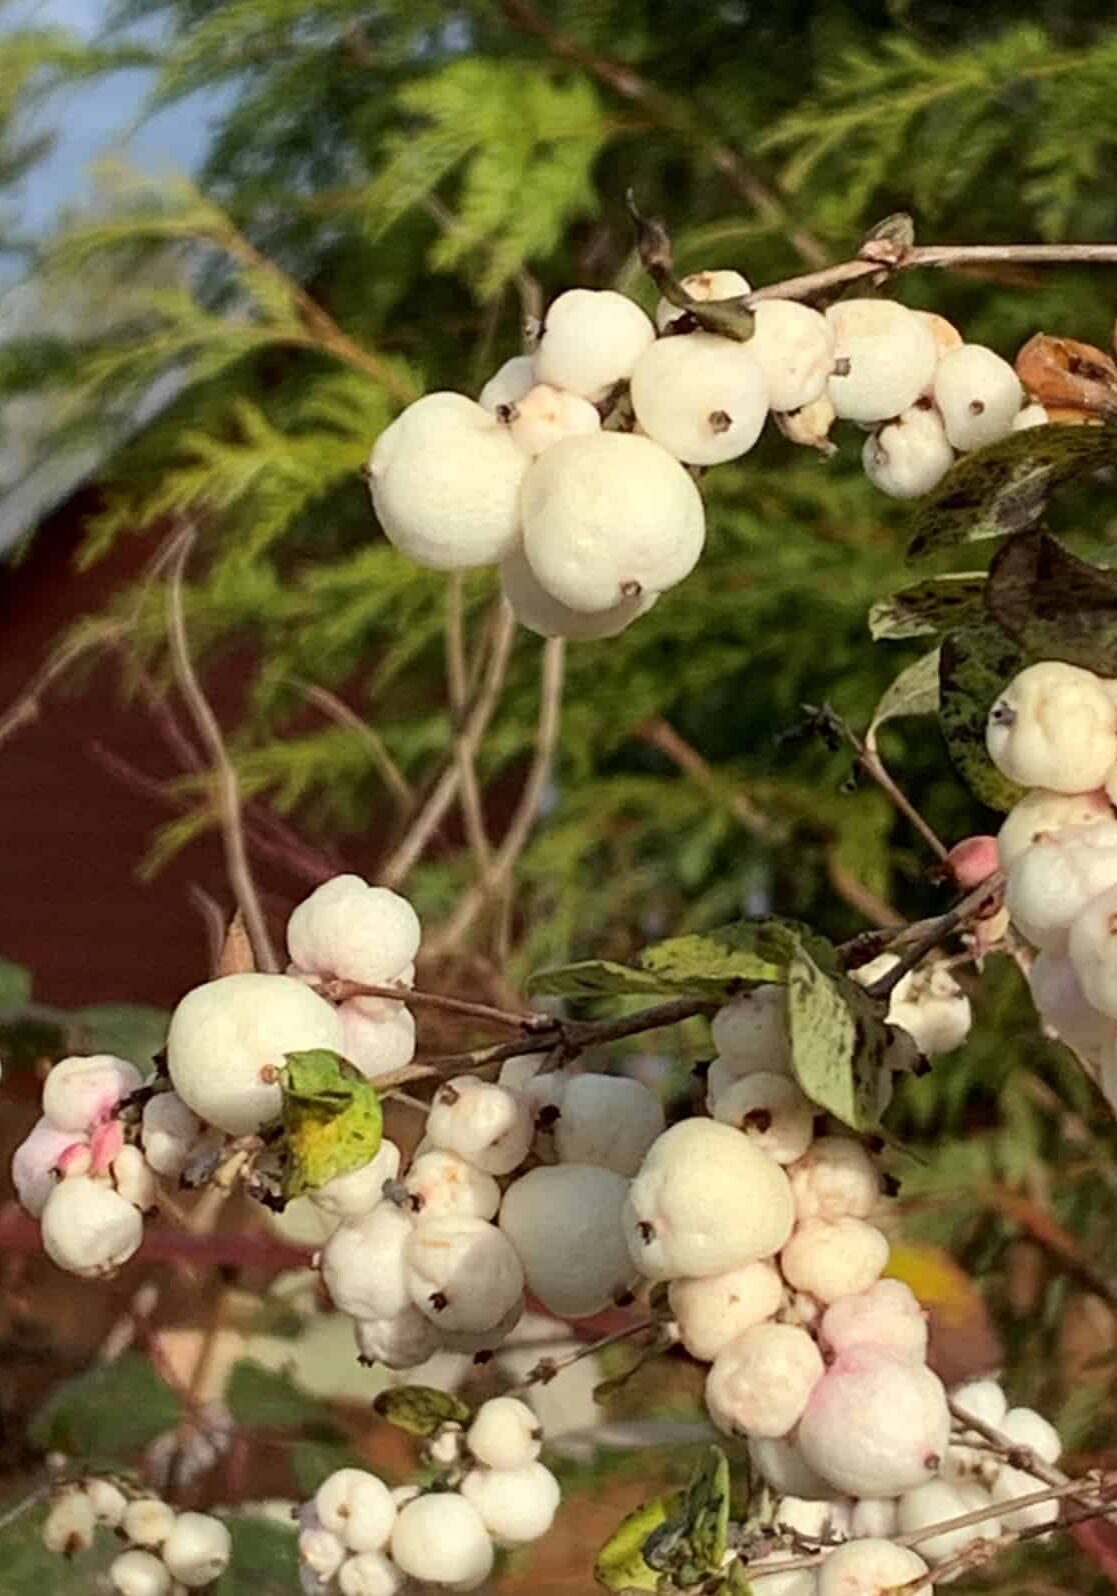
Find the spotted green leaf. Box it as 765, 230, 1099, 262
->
985, 529, 1117, 673
869, 574, 987, 640
373, 1385, 472, 1437
938, 625, 1029, 812
281, 1049, 383, 1200
786, 948, 889, 1130
595, 1492, 683, 1592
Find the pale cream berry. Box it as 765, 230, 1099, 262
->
951, 1377, 1007, 1429
933, 344, 1024, 451
521, 432, 706, 614
502, 382, 601, 457
849, 1497, 898, 1538
338, 1000, 416, 1081
705, 1321, 824, 1439
746, 300, 836, 412
748, 1434, 839, 1500
629, 333, 769, 465
315, 1470, 396, 1554
998, 787, 1113, 870
337, 1550, 408, 1596
353, 1306, 440, 1370
1068, 882, 1117, 1018
780, 1218, 889, 1305
403, 1148, 500, 1221
86, 1478, 128, 1526
467, 1396, 543, 1472
406, 1214, 525, 1332
426, 1076, 533, 1175
820, 1278, 928, 1364
1012, 401, 1049, 431
41, 1174, 144, 1278
109, 1549, 172, 1596
1000, 1406, 1061, 1464
854, 953, 972, 1057
11, 1118, 88, 1217
817, 1539, 931, 1596
161, 1511, 233, 1587
478, 353, 536, 412
320, 1201, 413, 1321
42, 1054, 142, 1134
655, 268, 751, 332
710, 986, 791, 1075
862, 404, 954, 499
122, 1497, 176, 1548
309, 1138, 402, 1221
500, 545, 654, 641
798, 1347, 950, 1497
788, 1137, 881, 1223
986, 661, 1117, 793
668, 1259, 784, 1361
42, 1488, 96, 1556
826, 300, 938, 423
390, 1492, 494, 1589
992, 1464, 1059, 1531
500, 1164, 637, 1318
288, 875, 420, 985
535, 288, 655, 401
553, 1073, 665, 1176
1006, 823, 1117, 954
898, 1479, 992, 1563
914, 310, 964, 355
140, 1092, 206, 1179
460, 1461, 561, 1545
710, 1071, 814, 1164
776, 393, 837, 451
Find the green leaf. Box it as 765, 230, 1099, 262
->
72, 1002, 168, 1067
29, 1352, 184, 1460
0, 1505, 115, 1595
373, 1385, 472, 1437
867, 647, 942, 754
213, 1515, 297, 1596
635, 920, 807, 991
906, 425, 1117, 561
0, 958, 31, 1008
685, 1446, 732, 1574
227, 1360, 334, 1432
786, 948, 888, 1130
938, 625, 1029, 811
595, 1492, 683, 1592
281, 1049, 383, 1200
525, 959, 676, 1000
869, 574, 988, 640
985, 530, 1117, 673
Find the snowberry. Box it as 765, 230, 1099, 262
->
820, 1278, 927, 1364
403, 1148, 500, 1220
499, 1164, 637, 1317
310, 1138, 401, 1220
426, 1077, 531, 1175
777, 393, 837, 451
775, 1494, 851, 1543
300, 1523, 347, 1584
933, 344, 1024, 451
849, 1497, 899, 1538
502, 382, 601, 457
991, 1465, 1059, 1531
42, 1054, 142, 1134
406, 1213, 525, 1332
624, 1119, 794, 1280
288, 875, 420, 986
338, 1000, 416, 1080
390, 1492, 494, 1589
915, 310, 964, 355
461, 1461, 561, 1545
816, 1538, 931, 1596
946, 834, 1001, 889
825, 300, 938, 423
986, 661, 1117, 792
500, 545, 653, 641
498, 1053, 568, 1118
11, 1118, 87, 1217
467, 1396, 542, 1472
553, 1073, 665, 1176
1068, 882, 1117, 1018
1000, 1406, 1061, 1464
110, 1145, 156, 1212
898, 1479, 990, 1563
855, 953, 973, 1057
862, 404, 954, 499
522, 432, 706, 614
1006, 824, 1117, 954
748, 1434, 839, 1500
354, 1307, 441, 1370
1013, 402, 1049, 430
42, 1488, 96, 1555
41, 1174, 144, 1277
998, 787, 1113, 870
668, 1258, 784, 1361
162, 1511, 233, 1587
951, 1377, 1007, 1429
781, 1218, 889, 1305
629, 332, 768, 465
745, 300, 836, 413
167, 972, 344, 1136
711, 1071, 814, 1164
536, 288, 655, 400
711, 986, 791, 1075
321, 1201, 413, 1321
109, 1549, 172, 1596
441, 1296, 524, 1355
705, 1321, 824, 1439
749, 1566, 817, 1596
316, 1470, 396, 1554
338, 1551, 408, 1596
655, 268, 751, 332
798, 1346, 950, 1497
425, 1421, 465, 1466
140, 1092, 205, 1179
123, 1497, 177, 1548
788, 1136, 880, 1223
479, 353, 537, 412
368, 392, 527, 569
86, 1478, 128, 1526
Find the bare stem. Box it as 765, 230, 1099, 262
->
445, 573, 494, 878
293, 679, 412, 811
848, 871, 1006, 996
508, 1317, 656, 1393
313, 975, 531, 1030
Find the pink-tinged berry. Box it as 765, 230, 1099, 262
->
946, 835, 1000, 890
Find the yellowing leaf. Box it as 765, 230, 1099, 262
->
281, 1049, 383, 1200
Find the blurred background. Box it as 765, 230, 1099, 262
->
2, 0, 1117, 1590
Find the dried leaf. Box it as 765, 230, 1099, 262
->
1015, 332, 1117, 421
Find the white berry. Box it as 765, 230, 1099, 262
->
629, 332, 768, 465
404, 1149, 500, 1220
668, 1258, 784, 1361
787, 1135, 884, 1223
500, 545, 654, 641
998, 788, 1113, 870
933, 344, 1024, 451
553, 1073, 665, 1176
863, 404, 954, 499
748, 1434, 839, 1500
746, 299, 836, 413
321, 1201, 413, 1321
122, 1497, 176, 1548
499, 1164, 636, 1317
162, 1511, 233, 1586
535, 288, 655, 401
915, 310, 964, 355
849, 1497, 899, 1538
167, 972, 344, 1136
310, 1138, 402, 1221
426, 1077, 532, 1175
522, 431, 706, 614
710, 987, 791, 1075
86, 1478, 128, 1526
987, 661, 1117, 793
705, 1321, 824, 1439
478, 354, 536, 412
798, 1347, 950, 1497
354, 1306, 441, 1370
338, 1000, 416, 1081
315, 1470, 396, 1554
368, 392, 527, 569
951, 1377, 1007, 1429
406, 1213, 525, 1332
300, 1523, 348, 1584
1068, 881, 1117, 1018
826, 300, 938, 423
288, 875, 420, 985
820, 1278, 927, 1364
781, 1218, 889, 1304
461, 1461, 561, 1545
656, 269, 751, 332
624, 1119, 794, 1280
816, 1538, 930, 1596
502, 382, 601, 456
42, 1054, 142, 1134
1013, 401, 1049, 431
898, 1479, 990, 1563
41, 1174, 144, 1278
141, 1092, 206, 1179
42, 1488, 96, 1555
1007, 823, 1117, 954
337, 1550, 408, 1596
992, 1464, 1059, 1531
467, 1396, 542, 1471
854, 953, 972, 1057
1000, 1406, 1061, 1464
11, 1118, 87, 1217
109, 1549, 172, 1596
390, 1492, 494, 1589
711, 1071, 814, 1164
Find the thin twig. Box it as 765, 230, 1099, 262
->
293, 679, 412, 810
638, 716, 775, 840
380, 601, 517, 888
166, 530, 279, 971
430, 636, 566, 954
0, 620, 125, 752
313, 976, 531, 1029
508, 1317, 656, 1393
828, 705, 949, 863
851, 872, 1006, 996
187, 883, 227, 974
445, 573, 494, 876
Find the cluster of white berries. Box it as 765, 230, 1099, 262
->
316, 1054, 665, 1366
367, 272, 1045, 640
10, 873, 422, 1276
298, 1407, 560, 1595
984, 661, 1117, 1106
41, 1478, 231, 1593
